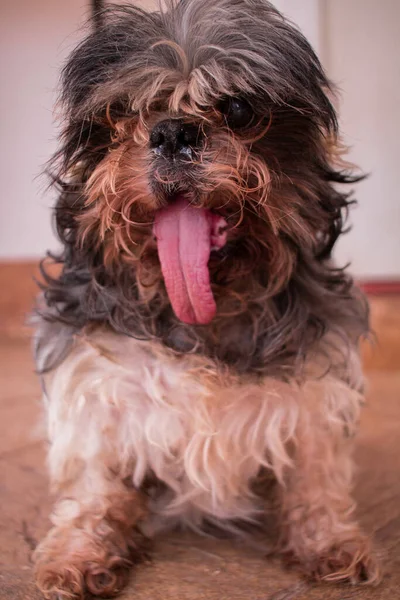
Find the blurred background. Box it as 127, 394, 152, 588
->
1, 0, 399, 279
0, 3, 399, 599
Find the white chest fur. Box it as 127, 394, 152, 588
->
44, 331, 305, 527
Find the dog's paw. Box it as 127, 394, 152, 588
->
284, 536, 381, 585
34, 526, 135, 599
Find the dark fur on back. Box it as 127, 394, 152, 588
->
36, 0, 368, 378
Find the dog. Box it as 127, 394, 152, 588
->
33, 1, 380, 597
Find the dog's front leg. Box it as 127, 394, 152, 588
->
279, 374, 380, 584
34, 340, 147, 600
35, 475, 146, 599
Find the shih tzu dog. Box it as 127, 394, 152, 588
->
33, 0, 380, 597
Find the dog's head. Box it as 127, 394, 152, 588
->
50, 0, 359, 337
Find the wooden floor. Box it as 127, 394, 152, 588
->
0, 268, 399, 599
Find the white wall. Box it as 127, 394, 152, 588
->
1, 0, 399, 278
325, 0, 400, 278
0, 0, 322, 260
0, 0, 87, 259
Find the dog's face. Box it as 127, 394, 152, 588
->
53, 0, 355, 338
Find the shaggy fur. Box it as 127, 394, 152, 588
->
34, 1, 379, 598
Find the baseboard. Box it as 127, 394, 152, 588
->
0, 262, 399, 368
359, 280, 400, 295
0, 260, 60, 338
0, 262, 36, 337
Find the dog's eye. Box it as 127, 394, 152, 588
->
219, 97, 254, 129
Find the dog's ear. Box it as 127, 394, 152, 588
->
53, 5, 164, 180
60, 5, 161, 120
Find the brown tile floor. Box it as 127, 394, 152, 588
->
0, 298, 399, 600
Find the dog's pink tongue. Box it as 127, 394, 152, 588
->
154, 197, 227, 325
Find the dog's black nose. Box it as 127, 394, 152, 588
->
150, 119, 202, 160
